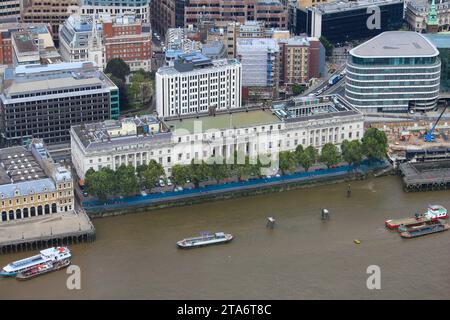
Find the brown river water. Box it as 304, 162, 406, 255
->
1, 176, 450, 299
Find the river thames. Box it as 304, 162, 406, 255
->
1, 175, 450, 299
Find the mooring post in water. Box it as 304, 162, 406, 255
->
347, 184, 351, 198
266, 217, 276, 229
321, 209, 330, 220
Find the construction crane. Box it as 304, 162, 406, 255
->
425, 102, 448, 142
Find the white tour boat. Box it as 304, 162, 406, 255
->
1, 247, 71, 277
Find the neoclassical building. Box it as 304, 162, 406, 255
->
0, 140, 74, 223
70, 95, 364, 179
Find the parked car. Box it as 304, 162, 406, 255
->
159, 179, 165, 187
167, 178, 173, 186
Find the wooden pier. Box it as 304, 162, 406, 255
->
0, 210, 95, 254
400, 160, 450, 192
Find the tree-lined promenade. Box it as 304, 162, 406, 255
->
84, 128, 388, 202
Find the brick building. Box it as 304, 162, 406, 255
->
20, 0, 80, 45
184, 0, 288, 29
103, 14, 152, 71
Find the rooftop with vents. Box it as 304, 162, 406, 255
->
350, 31, 439, 58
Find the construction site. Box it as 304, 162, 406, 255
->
369, 106, 450, 192
371, 111, 450, 165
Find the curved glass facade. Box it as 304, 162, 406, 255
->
345, 56, 441, 113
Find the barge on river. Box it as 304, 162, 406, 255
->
399, 220, 449, 238
177, 232, 233, 249
385, 205, 448, 229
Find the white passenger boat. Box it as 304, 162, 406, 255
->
177, 232, 233, 249
0, 247, 71, 277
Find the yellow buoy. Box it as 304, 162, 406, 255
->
354, 239, 361, 245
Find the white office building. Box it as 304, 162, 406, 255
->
59, 14, 105, 69
155, 52, 242, 118
79, 0, 151, 24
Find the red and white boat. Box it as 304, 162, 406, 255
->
385, 205, 448, 229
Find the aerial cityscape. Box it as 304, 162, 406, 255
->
1, 0, 450, 303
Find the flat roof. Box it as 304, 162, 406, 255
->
424, 34, 450, 49
12, 31, 38, 54
0, 146, 48, 186
6, 77, 103, 95
350, 31, 439, 58
165, 109, 281, 133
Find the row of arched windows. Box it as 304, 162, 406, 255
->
1, 203, 57, 222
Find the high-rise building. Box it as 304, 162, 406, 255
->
151, 0, 185, 35
0, 0, 20, 20
425, 33, 450, 93
103, 14, 152, 71
184, 0, 288, 29
237, 36, 324, 99
278, 36, 324, 85
345, 31, 441, 113
155, 52, 242, 118
20, 0, 80, 45
80, 0, 151, 23
295, 0, 404, 44
237, 38, 281, 89
0, 61, 119, 146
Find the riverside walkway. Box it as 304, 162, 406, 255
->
0, 210, 95, 254
83, 160, 388, 214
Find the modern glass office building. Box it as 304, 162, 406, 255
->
345, 31, 441, 113
295, 0, 404, 45
424, 33, 450, 93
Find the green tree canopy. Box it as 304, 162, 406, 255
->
294, 144, 304, 165
171, 164, 191, 187
188, 159, 211, 188
305, 146, 318, 163
320, 143, 341, 168
105, 58, 130, 81
292, 83, 305, 95
296, 146, 318, 172
84, 167, 115, 202
361, 128, 388, 161
115, 165, 139, 196
209, 158, 229, 183
298, 151, 313, 172
278, 151, 296, 175
341, 139, 363, 167
141, 160, 165, 189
